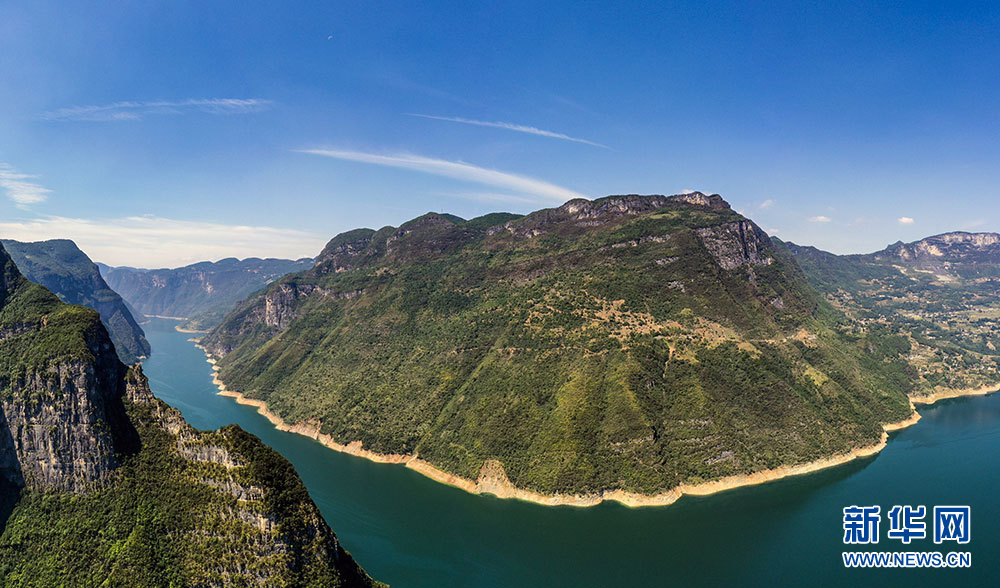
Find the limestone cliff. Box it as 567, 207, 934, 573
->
0, 242, 380, 587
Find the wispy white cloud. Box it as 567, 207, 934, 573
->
443, 192, 543, 206
298, 148, 587, 204
0, 164, 51, 208
405, 113, 607, 148
39, 98, 272, 122
765, 227, 780, 234
0, 215, 323, 268
898, 216, 915, 225
760, 199, 775, 209
807, 215, 832, 223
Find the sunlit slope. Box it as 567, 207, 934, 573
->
204, 193, 913, 496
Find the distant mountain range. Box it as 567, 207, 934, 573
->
781, 231, 1000, 398
872, 231, 1000, 279
200, 192, 919, 501
0, 242, 380, 586
99, 257, 314, 330
2, 239, 150, 364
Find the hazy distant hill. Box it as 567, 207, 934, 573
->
100, 257, 314, 330
0, 242, 380, 587
201, 192, 914, 499
1, 239, 150, 364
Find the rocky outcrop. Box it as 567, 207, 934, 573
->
696, 220, 774, 270
0, 318, 136, 494
487, 192, 731, 239
314, 228, 378, 274
877, 232, 1000, 261
870, 231, 1000, 280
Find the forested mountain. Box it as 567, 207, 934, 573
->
2, 239, 150, 364
201, 192, 915, 499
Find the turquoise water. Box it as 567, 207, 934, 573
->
142, 318, 998, 587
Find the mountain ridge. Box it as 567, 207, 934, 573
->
101, 256, 315, 330
201, 192, 915, 499
1, 238, 150, 364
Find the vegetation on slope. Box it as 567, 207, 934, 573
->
2, 239, 150, 364
204, 194, 913, 496
100, 257, 314, 330
0, 243, 380, 587
782, 239, 1000, 397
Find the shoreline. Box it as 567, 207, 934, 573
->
176, 326, 207, 334
910, 383, 999, 405
195, 343, 995, 508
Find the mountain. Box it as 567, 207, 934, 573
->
100, 257, 314, 330
0, 243, 380, 587
781, 235, 1000, 398
201, 192, 914, 500
873, 231, 1000, 279
1, 239, 150, 364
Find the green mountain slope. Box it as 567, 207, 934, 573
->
202, 193, 913, 497
0, 243, 379, 587
2, 239, 150, 364
99, 257, 314, 330
782, 234, 1000, 398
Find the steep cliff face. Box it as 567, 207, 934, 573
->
695, 220, 774, 270
202, 193, 912, 498
2, 239, 150, 364
99, 256, 314, 330
0, 243, 380, 587
0, 246, 133, 494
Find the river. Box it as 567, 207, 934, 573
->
141, 318, 998, 587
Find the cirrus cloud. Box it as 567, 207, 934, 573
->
898, 216, 915, 225
807, 215, 832, 223
297, 148, 587, 204
0, 164, 51, 208
39, 98, 272, 122
405, 113, 608, 148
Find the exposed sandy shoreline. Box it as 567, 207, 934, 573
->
195, 343, 996, 508
175, 326, 207, 334
910, 383, 1000, 405
145, 314, 190, 320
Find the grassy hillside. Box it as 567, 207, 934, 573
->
2, 239, 150, 364
203, 193, 913, 496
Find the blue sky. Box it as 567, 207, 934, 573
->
2, 1, 999, 266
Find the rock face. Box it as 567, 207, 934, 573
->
872, 231, 1000, 279
0, 243, 380, 587
202, 192, 913, 499
696, 220, 774, 270
0, 357, 134, 494
2, 239, 150, 364
878, 232, 1000, 260
99, 256, 314, 330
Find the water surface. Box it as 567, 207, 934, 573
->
142, 318, 999, 587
